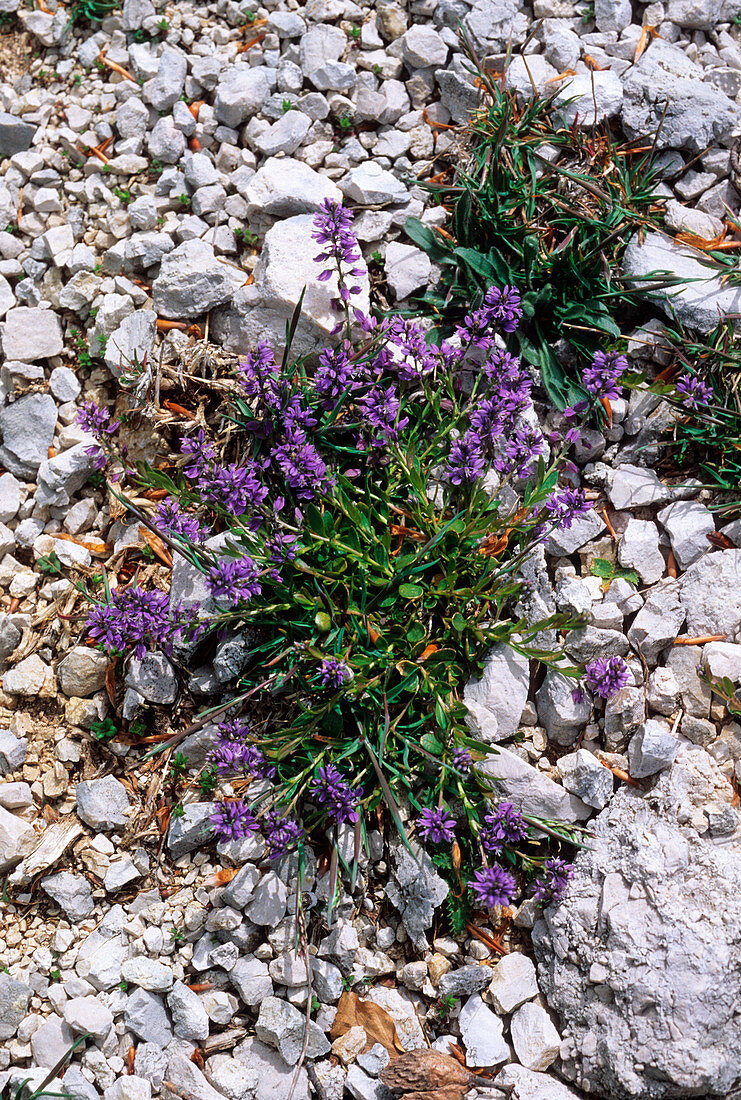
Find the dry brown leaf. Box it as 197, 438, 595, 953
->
330, 992, 403, 1056
403, 1090, 469, 1100
381, 1050, 474, 1092
139, 526, 173, 568
54, 532, 109, 555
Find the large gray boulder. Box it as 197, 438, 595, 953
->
623, 232, 741, 335
532, 744, 741, 1099
679, 549, 741, 637
621, 41, 739, 153
152, 240, 247, 320
463, 644, 530, 744
211, 214, 370, 359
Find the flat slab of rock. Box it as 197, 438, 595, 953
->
476, 748, 591, 823
1, 307, 62, 360
532, 744, 741, 1099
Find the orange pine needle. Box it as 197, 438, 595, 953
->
599, 395, 613, 428
163, 400, 196, 418
156, 319, 189, 332
188, 100, 205, 119
673, 633, 727, 645
634, 24, 661, 62
98, 50, 137, 83
236, 33, 265, 52
602, 507, 618, 543
666, 549, 678, 578
602, 760, 641, 787
546, 69, 576, 83
418, 644, 439, 662
585, 54, 608, 70
465, 921, 507, 955
422, 107, 458, 131
88, 145, 110, 165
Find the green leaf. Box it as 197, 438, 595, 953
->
399, 583, 424, 599
404, 216, 453, 264
590, 558, 615, 580
420, 732, 443, 754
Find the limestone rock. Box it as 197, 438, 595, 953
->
532, 744, 741, 1099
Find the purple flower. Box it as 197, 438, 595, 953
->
310, 763, 362, 825
542, 486, 592, 530
356, 384, 409, 448
455, 285, 522, 350
318, 656, 351, 688
571, 685, 586, 705
262, 810, 304, 860
210, 800, 259, 842
483, 285, 522, 332
676, 373, 713, 409
272, 430, 332, 500
314, 346, 357, 405
312, 199, 364, 317
469, 865, 517, 909
381, 316, 437, 380
446, 431, 486, 485
417, 806, 456, 844
200, 462, 268, 517
77, 399, 119, 440
532, 857, 573, 904
583, 656, 629, 699
583, 350, 627, 401
265, 530, 297, 581
452, 747, 472, 773
210, 721, 277, 779
86, 585, 176, 660
154, 498, 207, 543
181, 430, 218, 479
495, 425, 546, 479
480, 803, 528, 853
238, 341, 287, 431
206, 557, 262, 605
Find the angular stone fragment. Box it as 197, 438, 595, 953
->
464, 644, 530, 744
476, 747, 591, 822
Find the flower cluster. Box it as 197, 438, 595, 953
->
309, 763, 362, 825
210, 799, 258, 842
312, 198, 365, 322
86, 586, 177, 660
417, 806, 456, 844
480, 803, 528, 853
533, 857, 573, 904
582, 350, 627, 401
262, 810, 304, 860
676, 373, 712, 409
210, 719, 276, 779
318, 656, 351, 689
469, 865, 517, 909
76, 399, 121, 470
154, 498, 207, 544
583, 656, 629, 699
206, 557, 262, 605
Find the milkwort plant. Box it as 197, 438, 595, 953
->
77, 199, 637, 924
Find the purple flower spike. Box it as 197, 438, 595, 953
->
77, 399, 120, 439
583, 656, 629, 699
676, 373, 713, 409
310, 763, 362, 825
262, 809, 304, 860
86, 585, 176, 660
452, 747, 472, 773
532, 857, 573, 905
318, 656, 351, 689
210, 800, 259, 842
469, 865, 517, 909
206, 557, 262, 606
417, 806, 456, 844
446, 432, 486, 485
583, 350, 627, 401
480, 802, 528, 853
